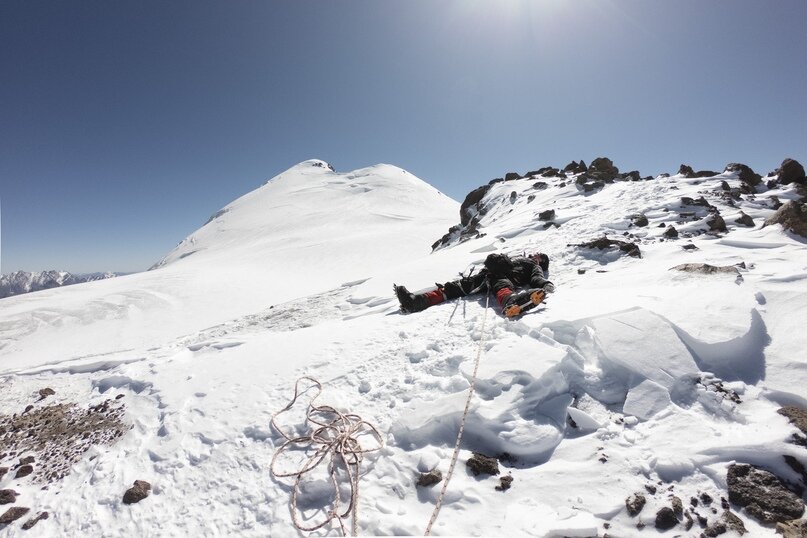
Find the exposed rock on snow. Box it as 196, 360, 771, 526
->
776, 518, 807, 537
736, 211, 755, 227
538, 209, 555, 221
21, 511, 49, 530
765, 201, 807, 237
703, 510, 747, 536
466, 453, 500, 476
654, 506, 678, 530
122, 480, 152, 504
625, 493, 646, 516
0, 506, 30, 525
779, 406, 807, 436
726, 162, 762, 187
416, 469, 442, 488
727, 464, 805, 523
573, 236, 641, 258
0, 489, 18, 505
776, 158, 806, 185
670, 263, 740, 276
587, 157, 620, 182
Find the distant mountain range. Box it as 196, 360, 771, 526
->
0, 270, 124, 299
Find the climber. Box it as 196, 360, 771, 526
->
394, 252, 555, 318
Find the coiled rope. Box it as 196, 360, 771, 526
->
270, 376, 384, 536
424, 288, 491, 536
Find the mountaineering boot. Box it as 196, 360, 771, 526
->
502, 288, 546, 318
394, 285, 445, 313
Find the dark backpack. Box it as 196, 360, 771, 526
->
484, 253, 514, 275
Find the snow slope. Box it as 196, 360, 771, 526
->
1, 159, 806, 537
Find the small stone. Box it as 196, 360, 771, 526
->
633, 214, 649, 227
18, 456, 34, 466
38, 388, 56, 399
538, 209, 555, 221
122, 480, 151, 504
735, 212, 755, 227
416, 469, 442, 488
664, 226, 679, 238
23, 405, 33, 414
0, 490, 18, 505
465, 453, 499, 477
14, 465, 33, 479
701, 492, 714, 505
115, 394, 125, 399
0, 506, 30, 525
655, 506, 678, 530
645, 484, 657, 495
21, 511, 49, 530
495, 475, 513, 492
672, 495, 684, 517
626, 493, 646, 517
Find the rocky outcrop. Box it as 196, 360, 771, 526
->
725, 163, 762, 187
765, 201, 807, 238
671, 263, 740, 276
727, 464, 805, 523
776, 158, 806, 185
0, 270, 120, 300
460, 185, 492, 227
735, 212, 755, 227
587, 157, 620, 182
564, 160, 587, 174
573, 237, 641, 258
0, 506, 30, 525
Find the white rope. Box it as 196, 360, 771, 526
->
270, 377, 384, 536
424, 290, 492, 536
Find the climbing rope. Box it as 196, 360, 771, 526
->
425, 288, 492, 536
270, 377, 384, 536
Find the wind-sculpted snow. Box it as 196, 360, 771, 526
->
1, 158, 806, 536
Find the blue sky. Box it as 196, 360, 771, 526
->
1, 0, 805, 273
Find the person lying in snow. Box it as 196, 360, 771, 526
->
394, 252, 555, 318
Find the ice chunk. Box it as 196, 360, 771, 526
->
623, 379, 672, 420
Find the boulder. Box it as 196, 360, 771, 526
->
459, 185, 492, 226
725, 163, 762, 186
0, 506, 30, 525
622, 170, 641, 181
776, 518, 807, 537
588, 157, 620, 182
632, 214, 649, 227
417, 469, 442, 488
655, 506, 678, 530
466, 453, 499, 476
563, 160, 587, 174
21, 512, 49, 530
0, 489, 18, 505
735, 212, 755, 227
765, 201, 807, 238
574, 237, 641, 258
122, 480, 152, 505
704, 511, 747, 536
626, 493, 646, 516
671, 263, 739, 276
679, 164, 696, 177
777, 158, 806, 185
727, 464, 805, 523
538, 209, 555, 221
504, 172, 521, 181
664, 226, 679, 238
707, 212, 728, 233
779, 406, 807, 435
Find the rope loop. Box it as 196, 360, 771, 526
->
271, 377, 384, 536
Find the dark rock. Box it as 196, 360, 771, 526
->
725, 163, 762, 186
504, 172, 521, 181
682, 243, 698, 251
538, 209, 555, 221
582, 180, 605, 192
671, 263, 739, 276
563, 160, 587, 174
679, 164, 695, 177
707, 212, 728, 233
14, 465, 33, 479
495, 475, 513, 491
632, 214, 648, 227
588, 157, 619, 182
681, 196, 712, 208
777, 158, 806, 185
626, 493, 646, 516
700, 492, 714, 505
727, 463, 805, 523
771, 195, 783, 209
776, 518, 807, 537
783, 455, 807, 486
19, 456, 34, 466
38, 388, 55, 399
574, 237, 641, 258
664, 226, 679, 238
527, 194, 535, 203
764, 201, 807, 238
0, 506, 30, 525
21, 511, 49, 530
685, 510, 694, 530
509, 191, 517, 203
622, 170, 641, 181
23, 405, 33, 413
645, 484, 657, 495
779, 406, 807, 435
459, 185, 492, 226
122, 480, 152, 505
417, 469, 442, 488
0, 468, 7, 481
721, 180, 731, 191
704, 510, 747, 536
532, 181, 548, 190
672, 496, 684, 517
466, 453, 499, 477
0, 490, 18, 505
735, 212, 755, 227
655, 506, 678, 530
